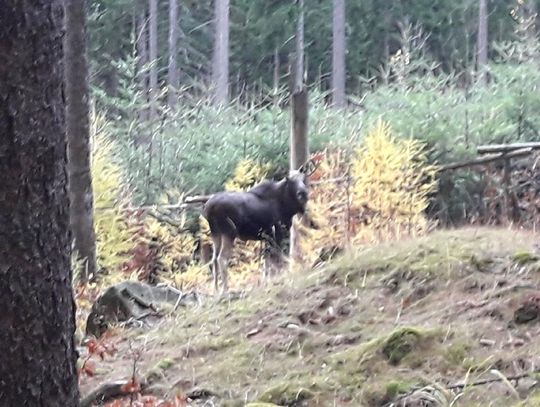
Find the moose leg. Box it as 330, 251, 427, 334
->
211, 234, 222, 292
218, 235, 234, 294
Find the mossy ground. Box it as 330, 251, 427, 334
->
79, 228, 540, 406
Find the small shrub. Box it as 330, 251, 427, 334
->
299, 121, 438, 266
91, 115, 137, 276
352, 120, 438, 243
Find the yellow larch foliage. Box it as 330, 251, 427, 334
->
91, 114, 137, 276
298, 148, 352, 266
225, 157, 271, 192
143, 215, 196, 274
298, 121, 438, 266
351, 120, 438, 243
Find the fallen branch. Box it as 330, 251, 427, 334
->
311, 175, 352, 185
80, 379, 148, 407
94, 195, 212, 214
184, 194, 212, 204
95, 202, 189, 213
446, 371, 537, 390
438, 148, 533, 172
478, 142, 540, 154
384, 370, 539, 407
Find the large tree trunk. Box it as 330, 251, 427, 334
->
149, 0, 158, 120
0, 1, 80, 405
332, 0, 346, 107
477, 0, 488, 82
168, 0, 179, 107
212, 0, 230, 105
65, 0, 97, 282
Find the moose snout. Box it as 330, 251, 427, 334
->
297, 190, 308, 203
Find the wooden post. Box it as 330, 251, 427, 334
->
502, 156, 511, 225
289, 87, 309, 264
287, 0, 308, 268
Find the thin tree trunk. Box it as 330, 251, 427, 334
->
0, 1, 80, 404
212, 0, 230, 105
149, 0, 158, 120
273, 46, 280, 93
168, 0, 179, 107
290, 92, 309, 173
65, 0, 97, 282
137, 2, 149, 123
293, 0, 305, 93
332, 0, 346, 107
273, 47, 280, 107
383, 8, 391, 62
291, 0, 307, 167
525, 0, 537, 36
477, 0, 488, 82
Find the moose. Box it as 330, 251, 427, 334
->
203, 170, 310, 293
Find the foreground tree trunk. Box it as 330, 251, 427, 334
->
332, 0, 346, 107
477, 0, 488, 82
65, 0, 97, 282
168, 0, 179, 107
0, 1, 80, 405
212, 0, 230, 105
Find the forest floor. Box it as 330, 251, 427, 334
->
79, 227, 540, 407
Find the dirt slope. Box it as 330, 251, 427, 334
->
79, 228, 540, 406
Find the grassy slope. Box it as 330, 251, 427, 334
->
80, 228, 540, 406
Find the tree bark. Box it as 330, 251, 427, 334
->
291, 0, 308, 170
273, 47, 280, 93
0, 1, 80, 405
149, 0, 158, 120
332, 0, 346, 108
65, 0, 97, 282
289, 0, 308, 264
290, 90, 309, 172
168, 0, 179, 107
477, 0, 488, 82
293, 0, 305, 93
136, 1, 149, 123
212, 0, 230, 105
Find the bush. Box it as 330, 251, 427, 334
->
91, 115, 137, 275
299, 121, 438, 265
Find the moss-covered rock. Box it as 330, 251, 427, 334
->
362, 379, 413, 406
512, 251, 539, 265
382, 327, 423, 365
258, 384, 315, 406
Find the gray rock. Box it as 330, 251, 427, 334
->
85, 281, 202, 338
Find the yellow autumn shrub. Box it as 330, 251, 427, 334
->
298, 148, 352, 266
299, 121, 438, 266
225, 158, 271, 192
91, 115, 137, 276
351, 120, 438, 243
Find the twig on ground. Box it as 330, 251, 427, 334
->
80, 379, 148, 407
383, 370, 539, 407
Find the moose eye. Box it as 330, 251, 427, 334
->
297, 190, 307, 201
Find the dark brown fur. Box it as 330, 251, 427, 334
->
203, 171, 308, 293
